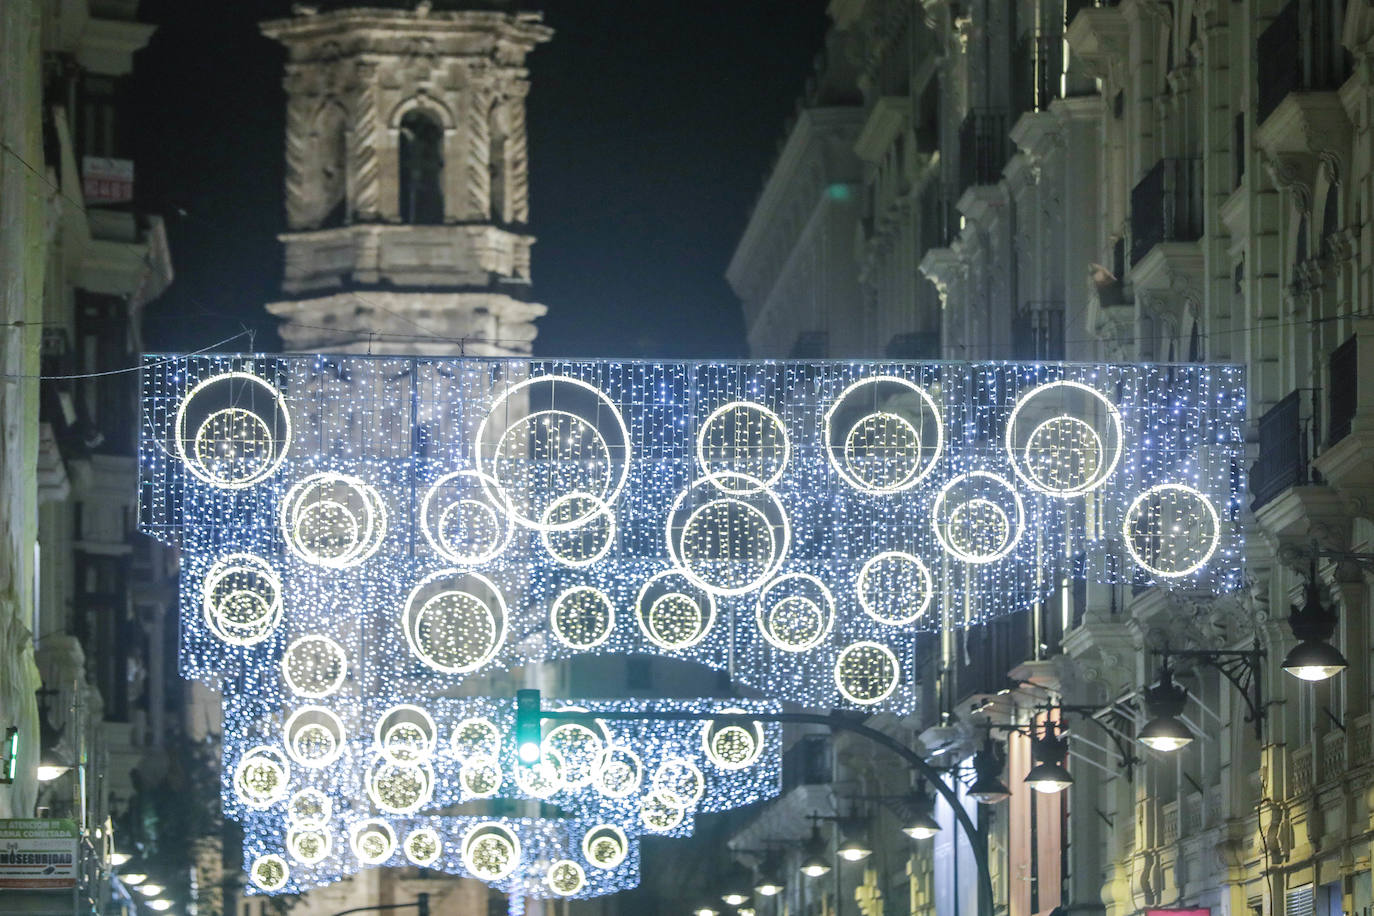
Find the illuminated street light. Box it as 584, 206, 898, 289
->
1023, 723, 1073, 794
1282, 571, 1347, 682
799, 822, 831, 877
1138, 666, 1194, 753
967, 739, 1010, 804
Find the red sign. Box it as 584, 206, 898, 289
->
82, 156, 134, 204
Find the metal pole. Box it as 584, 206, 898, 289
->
539, 709, 994, 916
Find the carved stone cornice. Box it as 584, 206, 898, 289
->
1066, 5, 1129, 87
1256, 92, 1352, 214
1128, 241, 1205, 331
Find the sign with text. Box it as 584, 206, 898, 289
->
0, 818, 78, 889
81, 156, 134, 204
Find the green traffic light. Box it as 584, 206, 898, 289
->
514, 689, 542, 766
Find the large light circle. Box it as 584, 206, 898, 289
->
1124, 483, 1221, 578
651, 757, 705, 808
460, 755, 503, 798
201, 553, 283, 647
287, 788, 331, 828
250, 854, 290, 892
404, 828, 442, 867
401, 570, 507, 673
540, 493, 616, 567
696, 400, 791, 491
639, 793, 686, 833
824, 376, 943, 494
366, 757, 434, 815
857, 552, 934, 625
582, 824, 628, 870
461, 822, 521, 880
514, 748, 566, 799
350, 819, 396, 865
544, 721, 606, 789
173, 371, 291, 489
233, 746, 290, 809
755, 573, 834, 651
450, 717, 501, 763
281, 635, 348, 698
374, 705, 438, 764
546, 859, 587, 896
280, 472, 387, 568
286, 827, 331, 865
834, 641, 901, 705
932, 471, 1025, 564
593, 745, 643, 798
702, 711, 765, 770
635, 571, 717, 650
666, 473, 790, 595
420, 470, 514, 565
550, 585, 616, 650
1005, 379, 1124, 496
476, 375, 630, 531
283, 706, 346, 769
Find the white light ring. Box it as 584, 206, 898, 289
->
1123, 483, 1222, 578
665, 472, 791, 596
281, 634, 349, 698
287, 788, 332, 828
695, 400, 792, 493
461, 821, 521, 880
543, 721, 606, 789
592, 744, 643, 798
350, 819, 397, 865
404, 828, 443, 867
283, 706, 346, 769
493, 408, 614, 524
932, 471, 1026, 564
582, 824, 629, 870
634, 571, 717, 650
833, 641, 902, 706
286, 827, 332, 865
401, 570, 508, 674
1005, 379, 1125, 496
475, 375, 631, 532
201, 553, 283, 646
373, 704, 438, 765
843, 411, 923, 492
549, 585, 617, 650
539, 491, 617, 568
460, 754, 504, 798
233, 745, 290, 809
701, 709, 766, 770
856, 551, 934, 626
753, 572, 835, 651
174, 371, 292, 489
365, 757, 435, 815
450, 717, 502, 764
650, 756, 706, 808
546, 859, 587, 896
823, 375, 944, 494
1021, 416, 1106, 494
280, 472, 387, 568
639, 792, 686, 833
250, 854, 290, 892
946, 498, 1012, 561
420, 470, 514, 565
514, 746, 567, 799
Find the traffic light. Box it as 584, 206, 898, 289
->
0, 727, 17, 784
514, 689, 542, 764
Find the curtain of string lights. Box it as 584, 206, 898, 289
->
140, 355, 1246, 717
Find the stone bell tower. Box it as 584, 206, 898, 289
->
261, 2, 552, 355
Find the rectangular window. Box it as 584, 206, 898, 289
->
1286, 883, 1315, 916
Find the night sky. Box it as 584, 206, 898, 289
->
132, 0, 831, 358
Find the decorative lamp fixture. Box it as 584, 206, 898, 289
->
110, 851, 131, 867
137, 883, 165, 896
693, 903, 721, 916
900, 786, 941, 840
835, 817, 872, 863
1282, 569, 1348, 682
1023, 722, 1073, 794
120, 873, 147, 886
967, 739, 1010, 804
752, 852, 784, 896
720, 860, 752, 906
799, 821, 832, 877
35, 695, 70, 782
146, 902, 173, 913
1138, 666, 1194, 752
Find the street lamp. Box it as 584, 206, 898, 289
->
1138, 665, 1193, 752
835, 817, 872, 863
137, 883, 165, 896
720, 861, 752, 907
798, 822, 831, 878
110, 851, 132, 867
35, 696, 70, 782
146, 902, 173, 913
752, 851, 784, 897
692, 903, 721, 916
967, 738, 1010, 804
120, 873, 148, 886
1282, 569, 1347, 681
1023, 722, 1073, 794
899, 785, 941, 840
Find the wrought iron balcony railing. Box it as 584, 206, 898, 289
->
1129, 157, 1204, 265
1257, 0, 1352, 125
958, 109, 1012, 192
1012, 301, 1066, 361
1250, 389, 1320, 510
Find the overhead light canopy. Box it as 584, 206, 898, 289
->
1139, 666, 1193, 752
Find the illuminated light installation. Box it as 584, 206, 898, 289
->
173, 370, 291, 489
281, 473, 387, 568
250, 854, 290, 892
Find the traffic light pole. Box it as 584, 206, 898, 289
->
329, 893, 429, 916
537, 707, 993, 916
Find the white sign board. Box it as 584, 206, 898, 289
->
82, 156, 134, 204
0, 819, 78, 889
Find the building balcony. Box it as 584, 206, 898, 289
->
1064, 2, 1127, 83
1012, 301, 1065, 361
1313, 329, 1374, 517
1129, 158, 1203, 266
957, 109, 1012, 193
1251, 388, 1348, 550
1257, 0, 1351, 126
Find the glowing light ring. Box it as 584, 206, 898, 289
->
374, 704, 438, 764
855, 551, 933, 625
823, 376, 943, 494
702, 710, 765, 770
420, 470, 514, 565
250, 854, 290, 891
843, 412, 922, 491
639, 793, 686, 833
932, 471, 1026, 564
460, 755, 503, 798
543, 721, 606, 789
946, 499, 1010, 559
401, 569, 507, 674
592, 745, 643, 798
834, 641, 901, 706
173, 371, 292, 489
1023, 417, 1104, 492
1123, 483, 1221, 578
634, 571, 717, 650
461, 822, 521, 880
283, 706, 346, 769
514, 748, 566, 799
280, 472, 387, 568
286, 827, 331, 865
650, 757, 705, 807
549, 585, 616, 650
281, 635, 348, 698
753, 572, 834, 651
350, 819, 396, 865
201, 553, 283, 647
366, 757, 435, 815
582, 824, 629, 870
404, 828, 442, 867
475, 375, 631, 532
546, 859, 587, 896
287, 788, 331, 828
1005, 379, 1125, 496
450, 717, 502, 763
234, 746, 290, 809
540, 492, 616, 567
665, 472, 790, 596
695, 400, 791, 492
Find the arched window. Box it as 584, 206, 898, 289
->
399, 109, 444, 224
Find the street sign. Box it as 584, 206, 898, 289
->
0, 819, 79, 889
81, 156, 134, 204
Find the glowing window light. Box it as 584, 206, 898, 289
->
173, 370, 291, 489
695, 400, 791, 491
834, 641, 901, 706
281, 635, 348, 698
461, 822, 521, 880
856, 552, 933, 625
250, 854, 290, 891
1124, 483, 1221, 578
582, 824, 628, 870
546, 859, 587, 896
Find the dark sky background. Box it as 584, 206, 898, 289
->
132, 0, 831, 358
